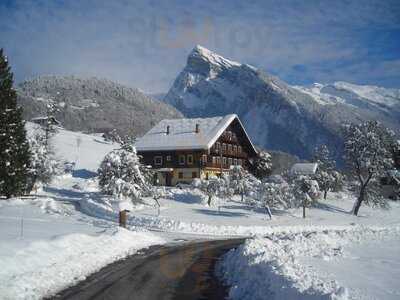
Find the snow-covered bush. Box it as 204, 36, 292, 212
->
196, 176, 226, 206
228, 166, 259, 202
254, 183, 286, 219
98, 145, 151, 203
312, 145, 341, 199
252, 176, 298, 218
293, 175, 316, 218
250, 150, 272, 179
27, 129, 61, 191
102, 129, 122, 144
63, 161, 76, 174
343, 121, 395, 215
331, 171, 345, 192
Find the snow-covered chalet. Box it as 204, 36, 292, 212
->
134, 114, 258, 186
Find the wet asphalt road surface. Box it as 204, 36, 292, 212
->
51, 238, 245, 300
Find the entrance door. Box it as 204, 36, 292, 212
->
165, 172, 172, 186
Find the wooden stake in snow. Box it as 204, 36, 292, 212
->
119, 210, 129, 228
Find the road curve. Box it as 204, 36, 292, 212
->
51, 238, 245, 300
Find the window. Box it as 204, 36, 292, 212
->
179, 155, 185, 165
238, 159, 242, 166
212, 156, 216, 164
187, 154, 193, 165
192, 172, 197, 178
233, 145, 237, 154
154, 156, 162, 166
238, 146, 242, 154
228, 158, 232, 165
223, 157, 227, 165
233, 158, 237, 165
215, 142, 220, 153
228, 144, 232, 153
202, 154, 207, 165
166, 155, 171, 161
222, 143, 227, 153
216, 157, 221, 165
178, 172, 183, 179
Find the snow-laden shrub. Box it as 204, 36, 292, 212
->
312, 145, 342, 199
195, 176, 227, 206
228, 166, 259, 202
251, 179, 298, 218
98, 145, 151, 203
27, 129, 61, 191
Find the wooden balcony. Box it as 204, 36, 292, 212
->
209, 148, 248, 158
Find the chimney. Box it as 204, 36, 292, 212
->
195, 123, 200, 133
166, 125, 170, 135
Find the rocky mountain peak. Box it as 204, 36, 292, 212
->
186, 45, 242, 78
164, 46, 400, 162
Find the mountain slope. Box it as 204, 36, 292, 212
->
164, 45, 400, 160
18, 76, 183, 137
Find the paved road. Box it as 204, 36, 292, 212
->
52, 238, 244, 300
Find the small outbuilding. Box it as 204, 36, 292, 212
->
31, 116, 61, 127
290, 163, 319, 176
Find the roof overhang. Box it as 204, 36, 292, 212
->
206, 115, 258, 155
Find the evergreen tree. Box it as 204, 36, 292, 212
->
0, 49, 30, 198
251, 150, 272, 179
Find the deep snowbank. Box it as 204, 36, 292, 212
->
216, 227, 400, 300
0, 228, 164, 300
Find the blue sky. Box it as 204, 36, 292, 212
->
0, 0, 399, 92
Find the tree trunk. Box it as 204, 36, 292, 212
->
207, 195, 212, 206
241, 192, 244, 202
353, 187, 365, 216
265, 205, 272, 220
323, 189, 327, 200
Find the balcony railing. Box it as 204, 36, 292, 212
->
209, 148, 248, 158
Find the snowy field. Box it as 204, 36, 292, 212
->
0, 126, 166, 300
1, 124, 400, 299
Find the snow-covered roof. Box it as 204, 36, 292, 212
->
135, 114, 257, 153
290, 163, 319, 175
31, 116, 61, 124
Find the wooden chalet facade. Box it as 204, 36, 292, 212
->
135, 114, 257, 186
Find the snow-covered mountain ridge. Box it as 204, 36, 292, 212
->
165, 45, 400, 161
17, 76, 183, 137
294, 82, 400, 110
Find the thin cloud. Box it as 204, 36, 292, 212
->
0, 0, 399, 92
